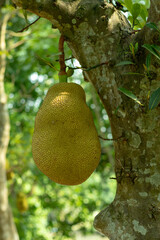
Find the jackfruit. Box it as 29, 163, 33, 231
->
32, 82, 101, 185
5, 159, 10, 170
16, 193, 28, 213
6, 170, 14, 180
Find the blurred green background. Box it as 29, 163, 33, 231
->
2, 0, 149, 239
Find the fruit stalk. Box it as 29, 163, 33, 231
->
58, 34, 67, 83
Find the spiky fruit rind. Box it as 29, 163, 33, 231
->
32, 83, 101, 185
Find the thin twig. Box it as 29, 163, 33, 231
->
98, 135, 123, 141
82, 61, 109, 71
68, 61, 109, 71
8, 39, 26, 50
7, 30, 29, 37
130, 29, 141, 34
55, 56, 75, 62
18, 16, 41, 33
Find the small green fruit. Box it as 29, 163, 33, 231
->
66, 68, 74, 77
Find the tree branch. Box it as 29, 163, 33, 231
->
58, 34, 67, 76
8, 39, 26, 51
17, 16, 41, 32
0, 13, 10, 88
11, 0, 133, 121
148, 0, 160, 23
12, 0, 102, 30
0, 9, 20, 240
12, 0, 66, 28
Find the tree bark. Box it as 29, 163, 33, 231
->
11, 0, 160, 239
0, 12, 19, 240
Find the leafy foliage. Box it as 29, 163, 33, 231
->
4, 5, 116, 240
146, 22, 160, 33
143, 44, 160, 60
116, 0, 149, 28
149, 87, 160, 110
4, 0, 160, 239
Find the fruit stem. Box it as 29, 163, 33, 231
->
58, 35, 67, 83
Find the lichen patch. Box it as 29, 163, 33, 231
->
132, 220, 147, 235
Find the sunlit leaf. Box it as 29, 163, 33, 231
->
131, 3, 141, 21
117, 0, 124, 4
144, 0, 150, 8
143, 44, 160, 60
124, 0, 132, 12
118, 87, 142, 105
128, 16, 133, 25
0, 50, 9, 56
149, 87, 160, 110
140, 5, 148, 22
134, 18, 142, 28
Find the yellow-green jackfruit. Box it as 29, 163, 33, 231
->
32, 82, 101, 185
16, 193, 28, 213
6, 171, 14, 180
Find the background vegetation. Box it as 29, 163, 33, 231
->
3, 0, 149, 239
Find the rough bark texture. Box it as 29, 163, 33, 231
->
0, 12, 19, 240
11, 0, 160, 239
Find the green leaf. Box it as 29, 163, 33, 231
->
22, 10, 29, 25
144, 0, 150, 8
149, 87, 160, 110
123, 72, 145, 76
124, 0, 132, 12
35, 55, 47, 66
129, 43, 134, 53
35, 55, 56, 69
134, 18, 142, 28
118, 87, 142, 105
117, 0, 124, 4
146, 53, 151, 69
115, 61, 135, 67
128, 16, 133, 25
142, 44, 160, 60
152, 44, 160, 54
134, 42, 139, 53
146, 22, 160, 33
140, 5, 148, 22
131, 3, 141, 21
0, 50, 9, 56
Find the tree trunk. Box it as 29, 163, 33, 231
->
0, 12, 19, 240
11, 0, 160, 239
